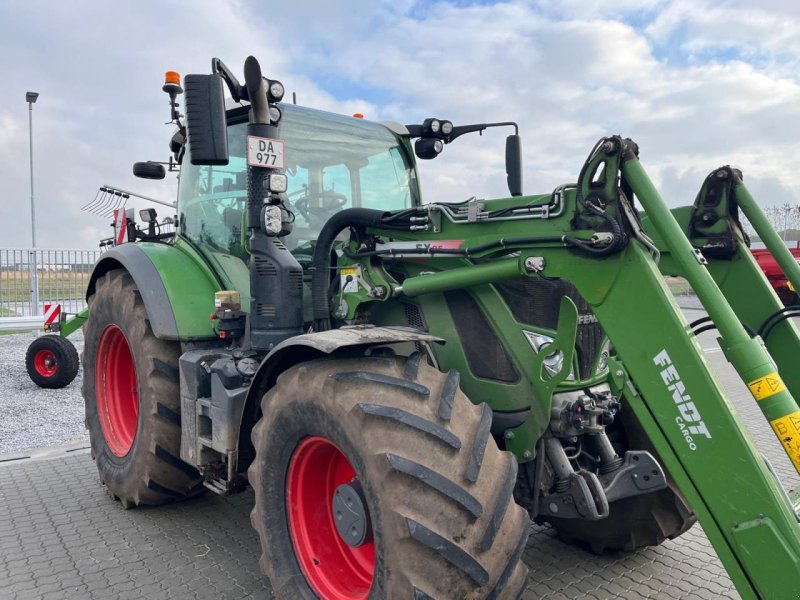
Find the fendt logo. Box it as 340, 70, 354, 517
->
653, 350, 712, 451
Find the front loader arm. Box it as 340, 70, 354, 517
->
579, 156, 800, 598
332, 136, 800, 597
642, 170, 800, 412
560, 241, 800, 598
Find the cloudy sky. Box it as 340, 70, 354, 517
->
1, 0, 800, 248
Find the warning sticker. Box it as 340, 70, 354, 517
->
340, 266, 360, 294
747, 372, 787, 401
770, 410, 800, 472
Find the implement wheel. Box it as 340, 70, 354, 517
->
82, 269, 202, 507
25, 334, 79, 389
249, 354, 530, 599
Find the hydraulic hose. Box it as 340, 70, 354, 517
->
311, 208, 388, 330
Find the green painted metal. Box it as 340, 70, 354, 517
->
622, 158, 800, 473
400, 257, 523, 297
506, 297, 578, 463
342, 139, 800, 597
135, 239, 220, 340
642, 197, 800, 412
59, 309, 87, 338
88, 98, 800, 595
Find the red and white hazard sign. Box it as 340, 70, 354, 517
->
43, 304, 61, 326
113, 209, 127, 245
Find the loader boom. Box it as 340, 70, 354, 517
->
337, 138, 800, 598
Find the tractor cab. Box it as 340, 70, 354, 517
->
177, 103, 419, 308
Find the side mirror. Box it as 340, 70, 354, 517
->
184, 74, 229, 165
133, 161, 166, 180
505, 135, 523, 197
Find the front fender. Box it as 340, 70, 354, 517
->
237, 326, 444, 471
87, 241, 220, 341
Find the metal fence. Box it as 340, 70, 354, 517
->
0, 248, 102, 329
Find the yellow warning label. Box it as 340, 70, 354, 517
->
747, 372, 787, 401
770, 410, 800, 473
340, 267, 359, 276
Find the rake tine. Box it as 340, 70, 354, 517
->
81, 188, 102, 212
84, 186, 112, 214
101, 191, 124, 218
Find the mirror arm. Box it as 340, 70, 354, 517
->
211, 57, 248, 103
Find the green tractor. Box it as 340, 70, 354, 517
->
40, 55, 800, 598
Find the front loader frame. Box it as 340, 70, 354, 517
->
339, 137, 800, 598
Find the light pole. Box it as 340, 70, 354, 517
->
26, 91, 39, 317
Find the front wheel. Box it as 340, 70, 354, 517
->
249, 354, 530, 599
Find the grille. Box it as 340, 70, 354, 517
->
445, 290, 519, 383
403, 302, 427, 331
288, 271, 303, 293
495, 277, 605, 379
256, 303, 277, 317
254, 257, 277, 276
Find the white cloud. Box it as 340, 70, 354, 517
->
1, 0, 800, 248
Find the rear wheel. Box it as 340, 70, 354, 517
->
25, 334, 79, 389
82, 269, 202, 507
249, 354, 530, 599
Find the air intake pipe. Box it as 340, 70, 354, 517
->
311, 208, 388, 331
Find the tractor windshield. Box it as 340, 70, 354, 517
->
178, 104, 418, 266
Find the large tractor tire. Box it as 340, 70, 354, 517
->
249, 354, 530, 599
25, 334, 79, 388
81, 270, 202, 507
547, 405, 695, 554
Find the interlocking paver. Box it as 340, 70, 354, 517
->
1, 334, 795, 599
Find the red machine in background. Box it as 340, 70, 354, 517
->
752, 243, 800, 304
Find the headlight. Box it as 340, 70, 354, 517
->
523, 331, 575, 381
429, 119, 441, 133
596, 340, 611, 374
262, 205, 283, 235
268, 105, 282, 123
269, 80, 284, 102
542, 350, 565, 378
269, 173, 288, 193
441, 120, 453, 135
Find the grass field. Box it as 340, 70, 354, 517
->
665, 276, 691, 295
0, 271, 91, 304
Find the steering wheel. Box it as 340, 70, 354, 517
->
293, 190, 349, 225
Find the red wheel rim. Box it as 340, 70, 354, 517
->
95, 325, 138, 457
33, 349, 58, 377
286, 436, 375, 599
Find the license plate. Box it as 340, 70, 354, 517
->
247, 136, 285, 169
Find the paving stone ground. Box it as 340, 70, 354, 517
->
0, 311, 797, 599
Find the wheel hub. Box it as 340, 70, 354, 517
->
286, 436, 375, 599
95, 324, 138, 457
332, 480, 372, 548
33, 349, 57, 377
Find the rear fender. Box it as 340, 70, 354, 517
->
87, 242, 220, 341
237, 326, 443, 472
